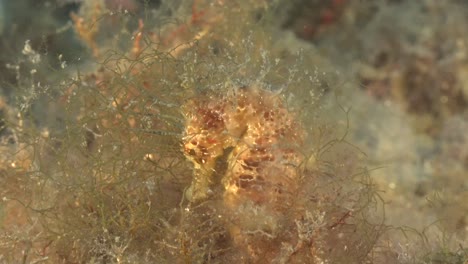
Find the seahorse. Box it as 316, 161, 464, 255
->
182, 84, 307, 260
182, 85, 305, 208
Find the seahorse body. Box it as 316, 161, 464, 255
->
183, 85, 306, 259
183, 85, 304, 202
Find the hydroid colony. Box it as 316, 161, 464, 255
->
0, 0, 384, 262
